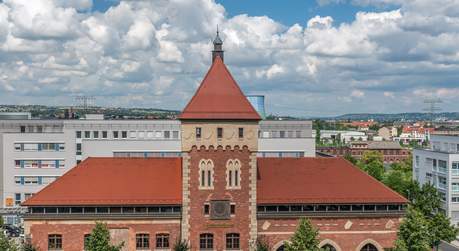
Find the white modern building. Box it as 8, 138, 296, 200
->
413, 133, 459, 225
313, 130, 368, 144
0, 117, 314, 224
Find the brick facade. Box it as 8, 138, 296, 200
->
258, 216, 402, 250
187, 145, 254, 250
27, 219, 180, 251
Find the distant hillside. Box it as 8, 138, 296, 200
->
0, 105, 180, 120
322, 112, 459, 122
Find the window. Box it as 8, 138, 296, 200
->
226, 159, 241, 189
196, 127, 202, 139
130, 131, 137, 138
84, 234, 91, 250
164, 131, 170, 139
217, 128, 223, 139
453, 162, 459, 176
14, 177, 21, 184
226, 233, 240, 250
200, 233, 213, 250
122, 131, 127, 139
113, 131, 119, 139
24, 176, 39, 185
415, 155, 419, 167
102, 131, 108, 139
84, 131, 90, 138
204, 204, 210, 215
230, 204, 236, 215
93, 131, 99, 139
280, 130, 286, 138
453, 183, 459, 193
453, 197, 459, 203
76, 143, 82, 155
136, 233, 150, 249
360, 243, 378, 251
20, 126, 26, 133
238, 128, 244, 138
76, 131, 82, 138
14, 143, 21, 151
14, 193, 21, 206
48, 234, 62, 250
172, 131, 179, 139
199, 159, 214, 189
24, 193, 33, 200
156, 233, 170, 249
439, 160, 447, 172
321, 244, 337, 251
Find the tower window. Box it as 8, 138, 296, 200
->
238, 128, 244, 138
204, 204, 210, 215
226, 159, 241, 189
196, 127, 202, 139
217, 128, 223, 138
199, 159, 214, 189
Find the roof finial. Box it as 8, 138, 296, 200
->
212, 25, 224, 62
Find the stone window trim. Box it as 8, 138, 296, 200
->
226, 159, 242, 189
199, 159, 214, 190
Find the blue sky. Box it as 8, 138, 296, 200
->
0, 0, 458, 116
93, 0, 396, 26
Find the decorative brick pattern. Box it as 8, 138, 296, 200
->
258, 217, 402, 250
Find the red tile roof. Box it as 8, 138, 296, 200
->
179, 56, 261, 120
257, 157, 407, 204
22, 158, 182, 206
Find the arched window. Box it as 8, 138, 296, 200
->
199, 233, 213, 250
226, 159, 241, 189
361, 243, 378, 251
199, 159, 214, 189
321, 244, 337, 251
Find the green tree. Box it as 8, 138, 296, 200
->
429, 212, 458, 249
0, 231, 19, 251
408, 182, 441, 216
256, 237, 270, 251
397, 207, 431, 251
344, 152, 357, 165
285, 218, 320, 251
383, 169, 412, 197
357, 151, 384, 181
173, 239, 190, 251
86, 222, 124, 251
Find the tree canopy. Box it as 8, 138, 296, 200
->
285, 218, 320, 251
85, 222, 124, 251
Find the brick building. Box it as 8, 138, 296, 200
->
317, 141, 411, 164
23, 33, 407, 251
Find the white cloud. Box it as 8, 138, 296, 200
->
0, 0, 459, 116
351, 90, 365, 98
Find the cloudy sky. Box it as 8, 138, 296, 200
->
0, 0, 458, 117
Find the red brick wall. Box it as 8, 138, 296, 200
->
187, 146, 253, 250
258, 216, 402, 250
29, 220, 180, 251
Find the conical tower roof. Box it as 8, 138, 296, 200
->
179, 56, 261, 120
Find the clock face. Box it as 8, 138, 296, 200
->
210, 200, 230, 220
